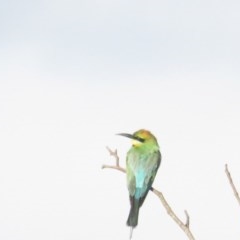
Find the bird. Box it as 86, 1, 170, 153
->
117, 129, 161, 239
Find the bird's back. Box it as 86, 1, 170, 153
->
126, 147, 161, 204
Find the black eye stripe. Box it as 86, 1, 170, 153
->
135, 136, 145, 142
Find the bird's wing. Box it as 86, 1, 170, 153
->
126, 152, 136, 197
138, 150, 161, 207
126, 150, 161, 202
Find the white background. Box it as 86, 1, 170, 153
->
1, 1, 240, 239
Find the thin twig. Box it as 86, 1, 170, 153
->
152, 189, 194, 240
102, 147, 125, 173
184, 210, 190, 228
225, 164, 240, 206
102, 146, 195, 240
106, 147, 120, 166
101, 164, 126, 173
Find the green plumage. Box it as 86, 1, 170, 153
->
118, 129, 161, 233
126, 141, 161, 228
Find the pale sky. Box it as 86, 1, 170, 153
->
1, 1, 240, 240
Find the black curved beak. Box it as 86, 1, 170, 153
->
116, 133, 145, 142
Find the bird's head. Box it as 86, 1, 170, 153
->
117, 129, 159, 148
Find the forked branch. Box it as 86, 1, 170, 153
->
102, 147, 125, 173
102, 147, 195, 240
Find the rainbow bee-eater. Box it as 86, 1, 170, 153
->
118, 129, 161, 238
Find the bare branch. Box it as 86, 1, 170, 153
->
102, 146, 195, 240
102, 147, 126, 173
184, 210, 190, 228
225, 164, 240, 206
106, 147, 120, 166
101, 164, 126, 173
152, 189, 194, 239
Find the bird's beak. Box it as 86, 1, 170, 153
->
116, 133, 145, 142
117, 133, 135, 139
